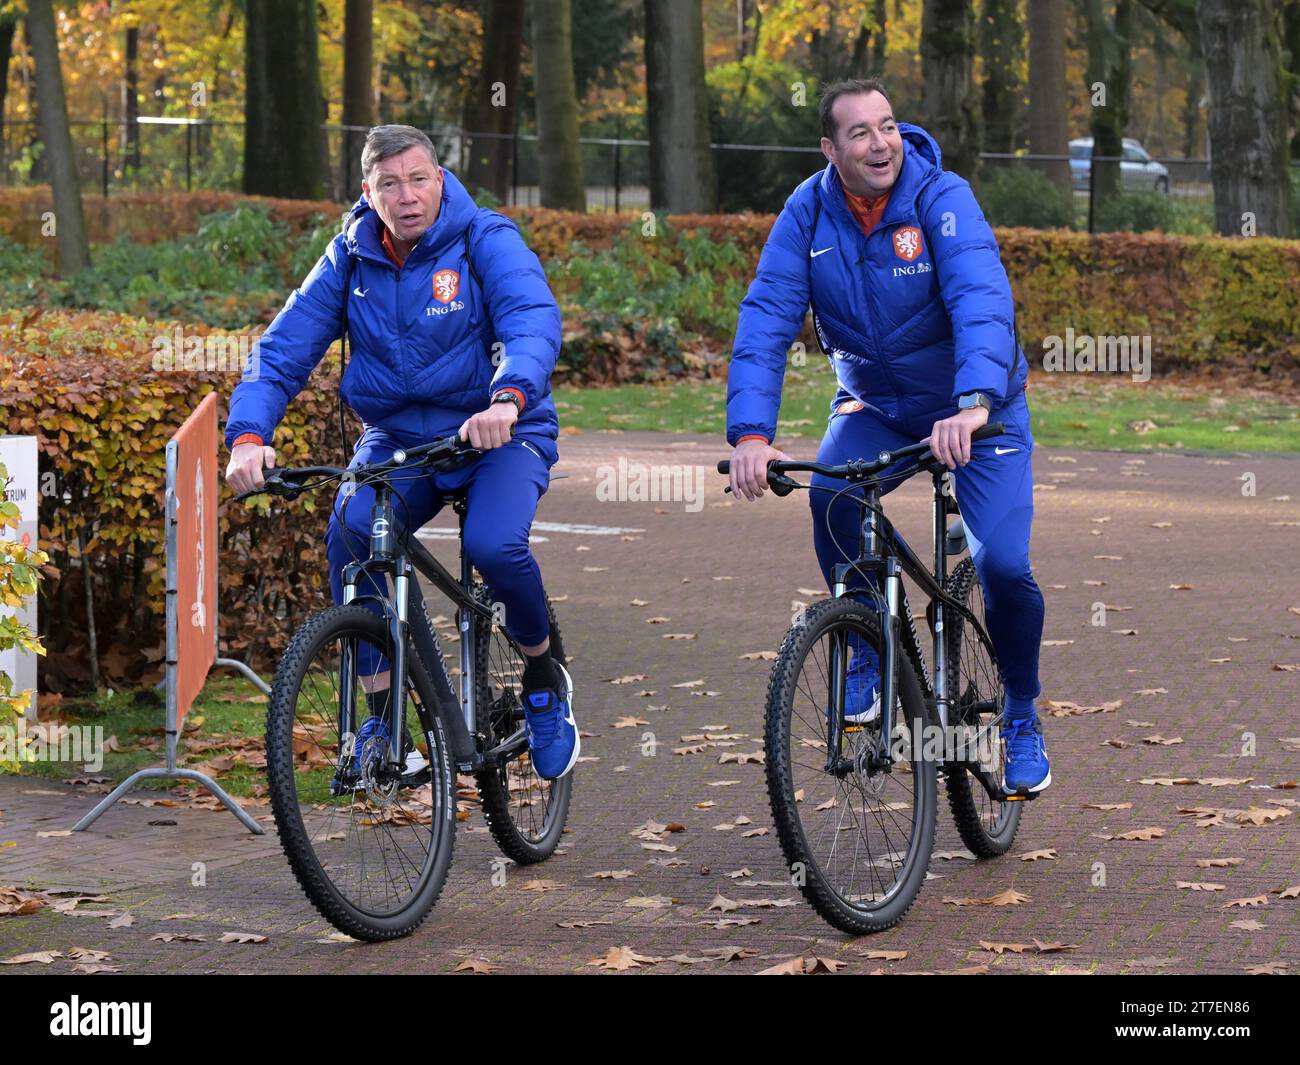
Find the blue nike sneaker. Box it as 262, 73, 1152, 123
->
523, 662, 579, 781
829, 633, 881, 725
1001, 705, 1051, 794
353, 714, 389, 772
331, 714, 426, 793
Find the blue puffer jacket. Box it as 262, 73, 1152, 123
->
225, 167, 561, 464
726, 122, 1025, 445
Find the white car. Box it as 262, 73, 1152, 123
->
1069, 137, 1170, 194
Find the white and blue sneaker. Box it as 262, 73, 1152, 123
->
523, 662, 579, 781
829, 634, 882, 725
1001, 706, 1051, 795
331, 715, 426, 793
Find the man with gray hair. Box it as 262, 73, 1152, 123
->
224, 124, 579, 781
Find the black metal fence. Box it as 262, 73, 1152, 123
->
2, 113, 1288, 233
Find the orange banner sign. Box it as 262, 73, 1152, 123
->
171, 392, 218, 728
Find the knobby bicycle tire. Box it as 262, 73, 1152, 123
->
266, 604, 456, 941
942, 557, 1022, 857
765, 596, 938, 935
472, 586, 573, 864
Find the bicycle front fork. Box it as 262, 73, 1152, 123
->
829, 557, 903, 766
338, 488, 409, 773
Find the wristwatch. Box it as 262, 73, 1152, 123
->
492, 390, 522, 412
957, 391, 991, 413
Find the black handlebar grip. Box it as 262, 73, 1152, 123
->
971, 420, 1006, 441
717, 460, 730, 475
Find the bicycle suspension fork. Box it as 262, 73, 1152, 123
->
455, 499, 477, 741
932, 474, 950, 731
829, 482, 901, 768
338, 485, 407, 770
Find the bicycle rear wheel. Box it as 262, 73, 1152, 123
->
472, 585, 573, 864
766, 596, 937, 934
265, 604, 455, 941
943, 557, 1022, 856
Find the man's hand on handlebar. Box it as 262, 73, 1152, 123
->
922, 406, 989, 470
225, 441, 277, 496
459, 401, 517, 450
730, 438, 792, 502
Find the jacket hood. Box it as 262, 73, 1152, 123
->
343, 167, 479, 264
899, 121, 942, 170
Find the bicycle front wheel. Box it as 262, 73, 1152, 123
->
265, 604, 456, 941
765, 596, 937, 935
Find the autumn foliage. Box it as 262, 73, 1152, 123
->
1, 308, 346, 691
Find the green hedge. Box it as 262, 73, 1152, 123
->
1, 308, 349, 691
3, 192, 1297, 379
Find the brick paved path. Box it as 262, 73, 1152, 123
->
3, 433, 1297, 974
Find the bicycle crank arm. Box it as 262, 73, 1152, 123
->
480, 727, 529, 768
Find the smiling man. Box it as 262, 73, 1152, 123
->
223, 125, 578, 781
725, 79, 1049, 796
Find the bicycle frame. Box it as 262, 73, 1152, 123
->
826, 461, 1002, 797
337, 481, 524, 774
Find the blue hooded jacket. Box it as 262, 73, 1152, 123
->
726, 122, 1025, 445
225, 167, 561, 464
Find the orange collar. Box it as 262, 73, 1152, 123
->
381, 226, 408, 269
842, 187, 891, 238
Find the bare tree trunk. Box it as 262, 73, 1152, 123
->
1084, 0, 1133, 202
1198, 0, 1293, 236
0, 15, 15, 180
466, 0, 523, 200
922, 0, 979, 179
78, 526, 99, 693
1148, 31, 1167, 147
873, 0, 888, 73
1284, 0, 1300, 163
341, 0, 374, 201
851, 23, 871, 75
1028, 0, 1070, 187
532, 0, 586, 210
243, 0, 325, 200
123, 25, 140, 173
27, 0, 90, 274
645, 0, 716, 211
1181, 57, 1204, 157
980, 0, 1023, 154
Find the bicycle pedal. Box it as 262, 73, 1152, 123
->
1004, 789, 1042, 802
399, 767, 432, 789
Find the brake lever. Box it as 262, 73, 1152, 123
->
428, 445, 482, 472
232, 469, 290, 504
722, 471, 800, 497
768, 472, 800, 496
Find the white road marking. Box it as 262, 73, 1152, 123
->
532, 520, 646, 536
417, 528, 550, 543
416, 520, 643, 542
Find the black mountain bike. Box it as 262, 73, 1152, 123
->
719, 421, 1028, 935
235, 434, 571, 941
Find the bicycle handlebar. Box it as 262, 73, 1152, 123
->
716, 421, 1006, 494
232, 433, 481, 504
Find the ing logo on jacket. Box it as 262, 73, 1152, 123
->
432, 269, 460, 304
892, 226, 923, 262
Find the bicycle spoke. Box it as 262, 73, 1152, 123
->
277, 621, 446, 919
782, 620, 924, 911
